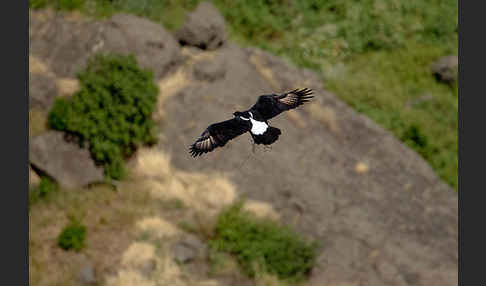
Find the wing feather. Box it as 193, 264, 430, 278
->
189, 118, 250, 157
251, 88, 314, 120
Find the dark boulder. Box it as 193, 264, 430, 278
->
103, 14, 182, 78
29, 131, 105, 189
29, 72, 58, 110
29, 12, 106, 78
176, 2, 227, 50
29, 11, 182, 79
432, 55, 458, 84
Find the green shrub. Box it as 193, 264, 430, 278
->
402, 125, 428, 149
48, 53, 158, 180
29, 177, 57, 206
57, 219, 87, 251
209, 203, 317, 282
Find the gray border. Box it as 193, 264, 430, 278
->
3, 0, 29, 285
457, 0, 465, 285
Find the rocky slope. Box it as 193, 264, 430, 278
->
29, 4, 457, 286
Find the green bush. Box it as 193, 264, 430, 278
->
57, 219, 87, 251
209, 203, 317, 282
48, 53, 158, 180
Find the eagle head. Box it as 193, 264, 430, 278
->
233, 111, 251, 120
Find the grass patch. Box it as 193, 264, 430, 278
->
178, 220, 198, 234
29, 109, 48, 137
208, 250, 240, 276
29, 183, 153, 286
57, 218, 87, 251
29, 0, 199, 30
325, 43, 457, 188
48, 53, 158, 180
209, 203, 317, 282
29, 177, 58, 206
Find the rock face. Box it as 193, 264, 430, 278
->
171, 235, 207, 264
176, 2, 227, 50
432, 55, 458, 84
29, 73, 58, 110
29, 11, 181, 79
103, 14, 182, 78
29, 11, 105, 78
29, 131, 104, 189
74, 254, 97, 285
193, 57, 226, 82
79, 262, 96, 284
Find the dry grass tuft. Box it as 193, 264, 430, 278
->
29, 55, 50, 75
56, 78, 80, 97
181, 47, 218, 63
155, 69, 190, 121
108, 241, 220, 286
29, 166, 41, 188
307, 103, 340, 133
243, 200, 280, 221
133, 149, 172, 179
286, 110, 307, 128
154, 48, 218, 122
120, 242, 156, 269
134, 148, 237, 216
255, 273, 284, 286
136, 217, 180, 240
106, 270, 156, 286
29, 109, 48, 137
249, 53, 280, 90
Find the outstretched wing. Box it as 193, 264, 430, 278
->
189, 118, 250, 157
251, 88, 314, 120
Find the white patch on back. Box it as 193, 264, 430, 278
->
250, 118, 268, 135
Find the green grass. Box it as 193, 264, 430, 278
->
325, 43, 457, 188
29, 0, 199, 29
30, 0, 458, 189
209, 203, 317, 282
48, 53, 158, 180
57, 218, 87, 251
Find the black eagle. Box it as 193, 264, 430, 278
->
189, 88, 314, 157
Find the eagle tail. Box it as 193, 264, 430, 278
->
252, 126, 281, 145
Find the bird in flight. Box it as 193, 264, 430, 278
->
189, 88, 314, 157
